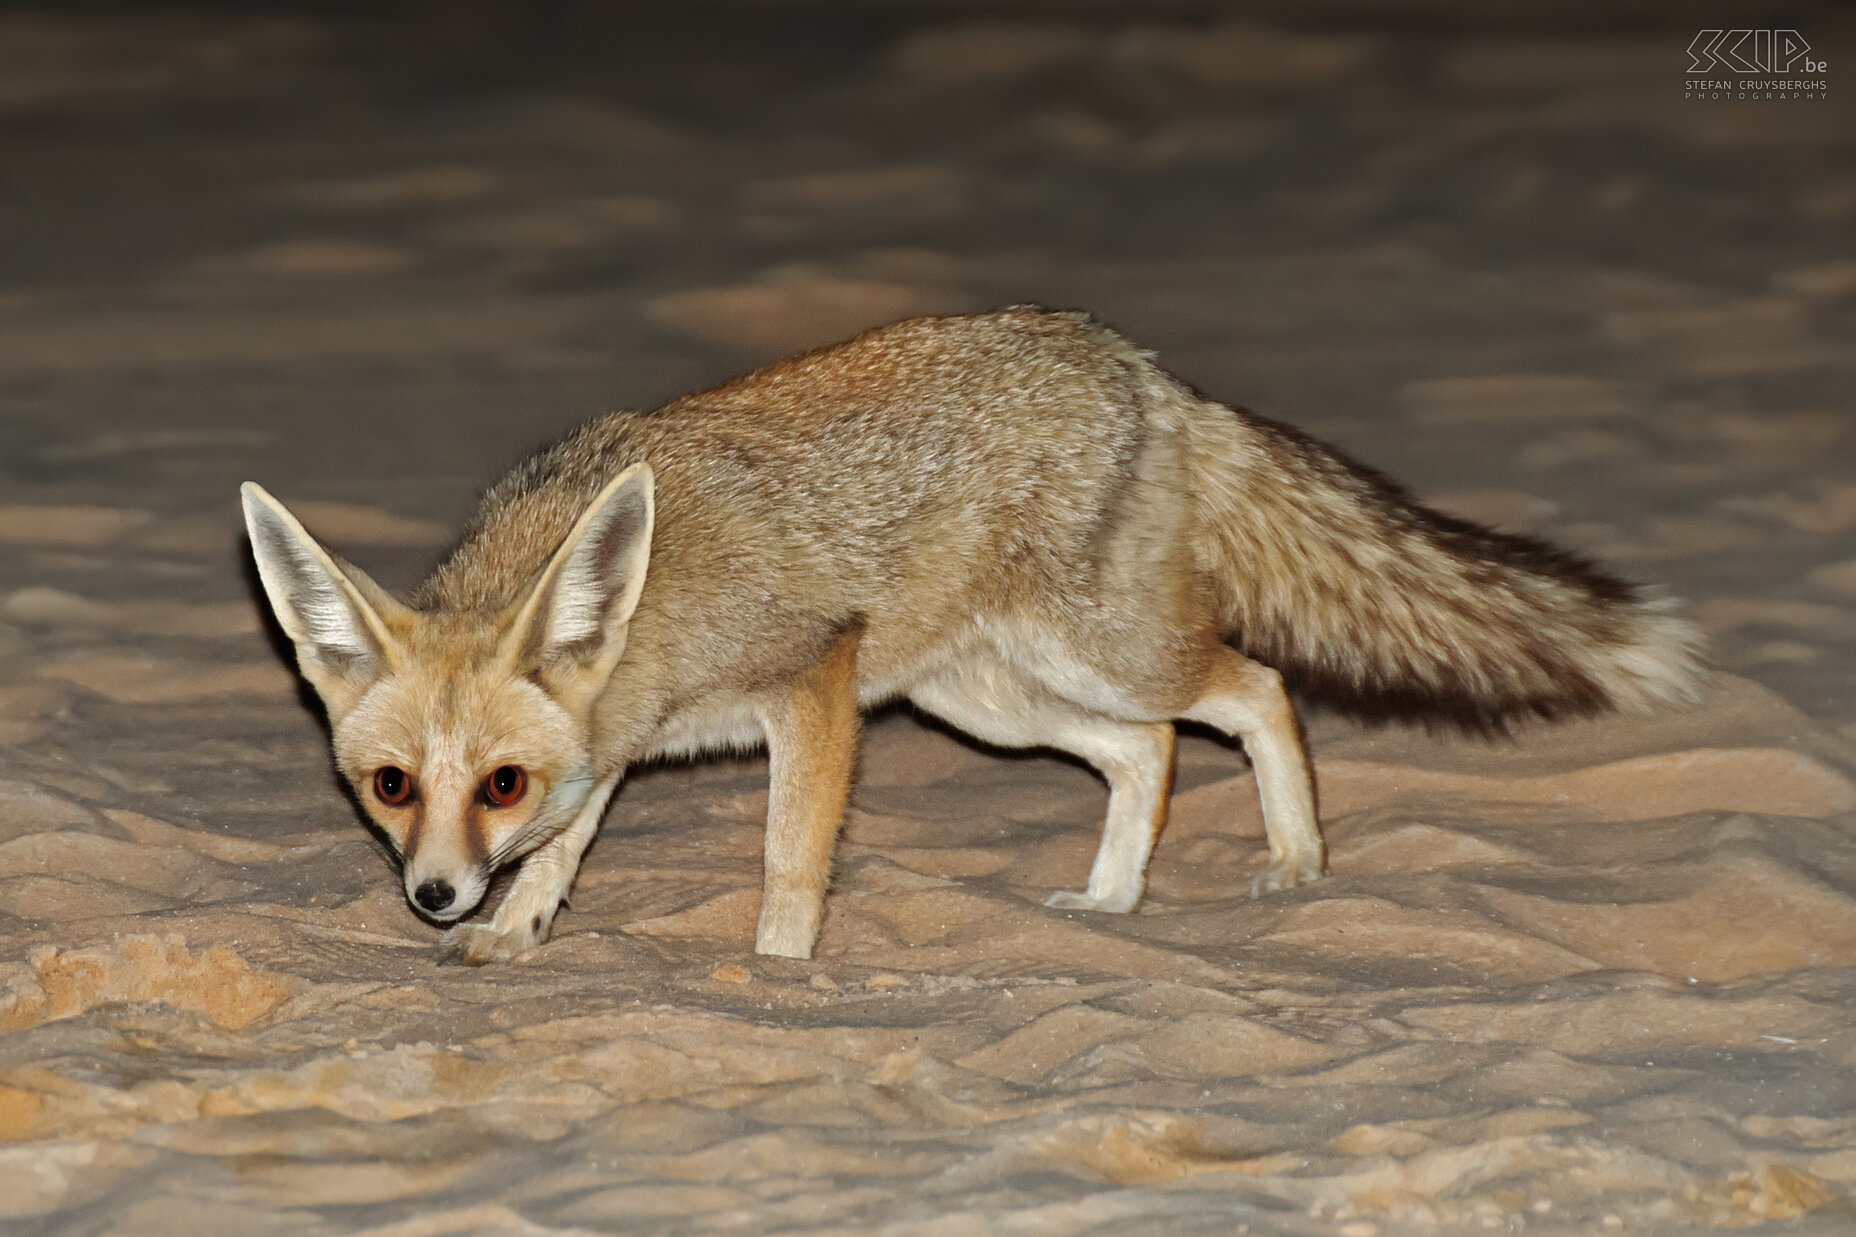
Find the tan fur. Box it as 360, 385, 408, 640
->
242, 308, 1706, 964
756, 623, 864, 957
1184, 651, 1321, 893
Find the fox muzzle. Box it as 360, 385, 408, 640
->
403, 867, 486, 923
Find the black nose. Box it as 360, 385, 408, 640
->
413, 880, 455, 913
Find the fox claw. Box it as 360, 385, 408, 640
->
438, 920, 546, 966
1043, 888, 1140, 913
1249, 857, 1325, 899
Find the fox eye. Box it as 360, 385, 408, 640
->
373, 766, 414, 806
483, 764, 527, 807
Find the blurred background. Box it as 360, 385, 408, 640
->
1, 0, 1852, 721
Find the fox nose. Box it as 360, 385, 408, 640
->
413, 879, 455, 914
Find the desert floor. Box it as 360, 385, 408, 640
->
3, 5, 1855, 1234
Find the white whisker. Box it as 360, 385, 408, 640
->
486, 773, 597, 870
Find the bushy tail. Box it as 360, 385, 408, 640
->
1178, 395, 1707, 729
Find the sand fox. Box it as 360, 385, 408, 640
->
242, 308, 1704, 964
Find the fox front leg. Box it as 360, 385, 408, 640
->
754, 625, 863, 959
440, 774, 620, 965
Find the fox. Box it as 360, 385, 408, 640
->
241, 307, 1705, 965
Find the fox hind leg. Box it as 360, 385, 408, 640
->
910, 668, 1176, 914
1182, 648, 1324, 896
1041, 721, 1175, 914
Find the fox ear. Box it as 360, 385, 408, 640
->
508, 463, 655, 698
241, 482, 405, 718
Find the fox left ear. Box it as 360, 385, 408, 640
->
507, 462, 655, 703
241, 482, 409, 720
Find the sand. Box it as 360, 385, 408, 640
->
2, 5, 1854, 1233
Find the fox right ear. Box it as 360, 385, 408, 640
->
241, 482, 405, 718
506, 463, 654, 708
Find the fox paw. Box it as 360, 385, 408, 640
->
753, 891, 823, 959
753, 917, 820, 960
438, 918, 547, 966
1249, 857, 1326, 899
1043, 888, 1140, 914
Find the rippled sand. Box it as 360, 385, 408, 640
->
2, 7, 1854, 1234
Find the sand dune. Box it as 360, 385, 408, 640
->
4, 680, 1854, 1227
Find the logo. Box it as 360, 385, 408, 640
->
1687, 30, 1821, 74
1685, 29, 1828, 100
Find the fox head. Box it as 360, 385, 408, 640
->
240, 466, 653, 925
